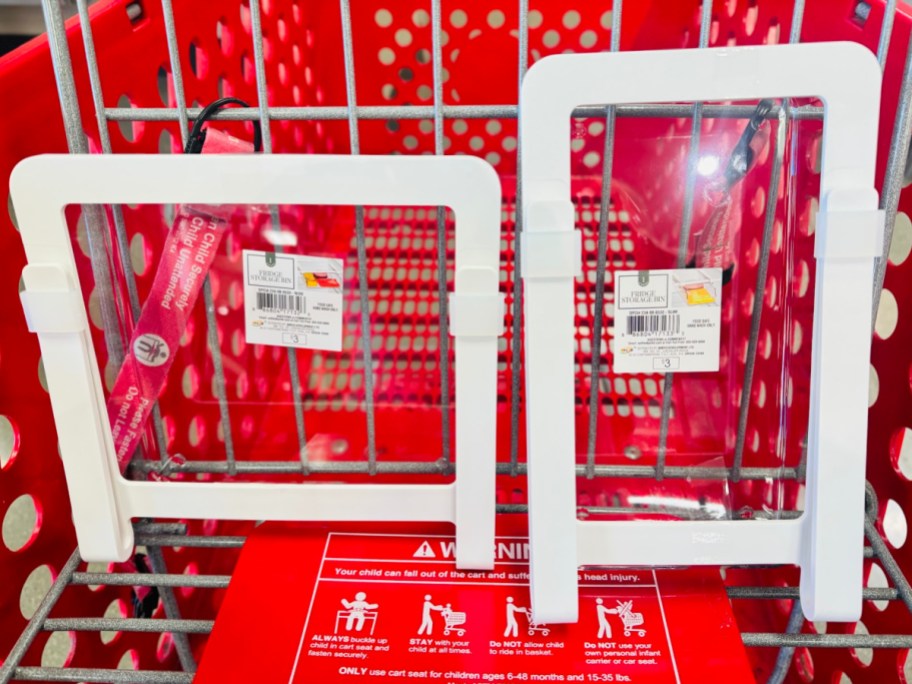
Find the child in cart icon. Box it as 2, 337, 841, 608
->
336, 592, 379, 635
525, 613, 550, 637
441, 604, 467, 637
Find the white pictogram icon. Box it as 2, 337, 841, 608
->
413, 541, 436, 558
596, 599, 645, 638
418, 594, 444, 635
441, 603, 467, 637
503, 597, 550, 637
616, 600, 646, 637
133, 333, 170, 367
335, 592, 379, 635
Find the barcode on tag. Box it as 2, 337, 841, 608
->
256, 291, 305, 313
626, 312, 681, 336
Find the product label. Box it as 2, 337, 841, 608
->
196, 522, 755, 684
291, 534, 677, 683
243, 250, 344, 351
613, 268, 722, 374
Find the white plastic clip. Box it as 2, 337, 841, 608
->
814, 188, 884, 260
20, 264, 86, 334
449, 293, 505, 337
522, 200, 581, 279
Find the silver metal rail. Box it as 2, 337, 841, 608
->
2, 509, 909, 683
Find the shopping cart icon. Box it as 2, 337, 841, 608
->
441, 607, 467, 636
615, 600, 645, 638
525, 613, 550, 637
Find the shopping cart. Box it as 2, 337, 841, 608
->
2, 1, 912, 683
615, 601, 646, 639
525, 613, 551, 637
441, 608, 466, 637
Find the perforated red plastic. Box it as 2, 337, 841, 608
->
2, 1, 912, 682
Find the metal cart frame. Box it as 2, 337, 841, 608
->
3, 0, 912, 682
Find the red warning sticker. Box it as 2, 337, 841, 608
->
197, 522, 754, 684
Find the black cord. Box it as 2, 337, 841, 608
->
184, 97, 262, 154
723, 99, 774, 188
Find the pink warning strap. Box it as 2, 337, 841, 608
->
107, 129, 253, 473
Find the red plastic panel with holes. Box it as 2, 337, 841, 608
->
1, 1, 912, 682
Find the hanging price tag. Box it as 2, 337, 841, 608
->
613, 268, 722, 374
242, 250, 344, 351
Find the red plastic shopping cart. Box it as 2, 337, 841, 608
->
2, 1, 912, 683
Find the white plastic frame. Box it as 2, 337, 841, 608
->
12, 153, 505, 570
520, 42, 884, 622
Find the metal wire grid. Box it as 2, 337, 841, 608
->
2, 501, 912, 684
0, 0, 910, 681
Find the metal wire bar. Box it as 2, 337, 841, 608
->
878, 0, 900, 68
732, 118, 788, 482
865, 517, 912, 614
728, 586, 898, 600
796, 435, 808, 482
134, 459, 452, 474
135, 534, 247, 548
160, 0, 237, 476
655, 0, 714, 480
581, 506, 783, 521
133, 521, 188, 535
75, 0, 172, 467
508, 0, 530, 477
103, 104, 825, 122
874, 29, 912, 328
147, 5, 218, 668
430, 0, 451, 472
767, 600, 806, 684
0, 549, 81, 684
787, 0, 806, 44
160, 0, 188, 137
247, 0, 309, 473
43, 618, 213, 634
131, 458, 798, 479
39, 0, 125, 367
31, 7, 197, 678
71, 572, 231, 588
145, 545, 196, 672
586, 0, 623, 478
74, 0, 139, 322
12, 669, 192, 683
498, 504, 801, 520
202, 280, 237, 474
743, 633, 912, 648
339, 0, 379, 474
